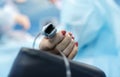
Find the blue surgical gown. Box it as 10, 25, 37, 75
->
61, 0, 120, 77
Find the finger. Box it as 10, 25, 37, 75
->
68, 32, 72, 36
63, 39, 75, 56
68, 32, 74, 39
68, 42, 78, 59
39, 30, 66, 50
55, 33, 72, 52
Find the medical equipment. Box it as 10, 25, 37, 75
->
33, 23, 71, 77
9, 23, 106, 77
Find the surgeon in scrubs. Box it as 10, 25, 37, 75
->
40, 0, 120, 77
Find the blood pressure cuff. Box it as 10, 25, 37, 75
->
9, 47, 106, 77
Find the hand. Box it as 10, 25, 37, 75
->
15, 14, 31, 30
39, 30, 78, 59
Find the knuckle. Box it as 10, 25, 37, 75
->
55, 45, 61, 51
66, 34, 71, 40
63, 51, 68, 56
74, 46, 78, 51
71, 39, 75, 45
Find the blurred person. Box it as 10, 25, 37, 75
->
40, 0, 120, 77
0, 0, 31, 42
0, 0, 32, 77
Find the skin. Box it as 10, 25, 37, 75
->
39, 30, 78, 59
15, 14, 30, 30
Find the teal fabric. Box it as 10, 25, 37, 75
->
61, 0, 120, 77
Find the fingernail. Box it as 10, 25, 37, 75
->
68, 32, 72, 36
45, 37, 49, 39
75, 42, 78, 47
61, 30, 66, 36
72, 36, 74, 39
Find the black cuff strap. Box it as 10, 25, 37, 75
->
9, 47, 106, 77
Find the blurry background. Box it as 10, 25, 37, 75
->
1, 1, 120, 77
0, 1, 61, 76
13, 0, 60, 36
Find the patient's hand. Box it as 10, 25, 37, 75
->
39, 30, 78, 59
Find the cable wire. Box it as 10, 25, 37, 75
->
32, 32, 41, 49
58, 50, 71, 77
32, 32, 71, 77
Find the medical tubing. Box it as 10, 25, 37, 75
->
58, 49, 71, 77
32, 32, 71, 77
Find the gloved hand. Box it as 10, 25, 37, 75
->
39, 30, 78, 59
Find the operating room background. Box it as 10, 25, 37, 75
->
13, 0, 60, 36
